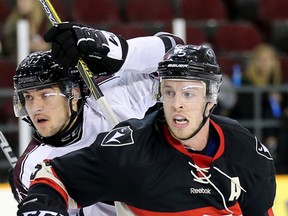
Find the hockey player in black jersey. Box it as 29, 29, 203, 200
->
17, 44, 276, 216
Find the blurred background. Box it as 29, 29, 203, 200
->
0, 0, 287, 214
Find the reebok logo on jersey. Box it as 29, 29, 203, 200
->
254, 137, 273, 160
101, 126, 134, 147
190, 187, 211, 194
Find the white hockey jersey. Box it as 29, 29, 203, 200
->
14, 36, 168, 216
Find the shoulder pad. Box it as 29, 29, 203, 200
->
101, 126, 134, 147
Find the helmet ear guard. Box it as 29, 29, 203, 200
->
157, 44, 222, 103
13, 92, 27, 117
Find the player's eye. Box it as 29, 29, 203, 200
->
23, 94, 33, 101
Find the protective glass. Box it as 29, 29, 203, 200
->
13, 87, 67, 117
159, 81, 206, 104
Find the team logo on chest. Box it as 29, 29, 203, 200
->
101, 126, 134, 146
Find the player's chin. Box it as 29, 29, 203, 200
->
174, 133, 192, 141
37, 130, 51, 138
169, 127, 191, 140
35, 126, 54, 137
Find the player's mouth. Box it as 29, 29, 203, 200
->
173, 115, 189, 127
34, 116, 48, 125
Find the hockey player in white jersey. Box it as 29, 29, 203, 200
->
11, 23, 184, 215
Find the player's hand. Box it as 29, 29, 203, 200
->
17, 194, 68, 216
44, 22, 127, 76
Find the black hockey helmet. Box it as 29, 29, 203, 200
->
14, 50, 81, 92
13, 50, 83, 117
158, 44, 222, 103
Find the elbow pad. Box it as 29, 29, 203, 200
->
154, 32, 185, 52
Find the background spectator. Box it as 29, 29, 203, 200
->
244, 43, 282, 88
230, 43, 288, 171
1, 0, 50, 60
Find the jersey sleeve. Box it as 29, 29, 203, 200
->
13, 137, 41, 202
239, 138, 276, 215
119, 33, 184, 76
214, 116, 276, 216
241, 171, 276, 215
27, 133, 126, 208
49, 146, 115, 207
118, 36, 166, 75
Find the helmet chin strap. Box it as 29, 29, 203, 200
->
179, 102, 215, 141
23, 97, 84, 146
39, 97, 85, 146
59, 98, 78, 133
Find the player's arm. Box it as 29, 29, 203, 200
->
10, 138, 42, 203
44, 22, 184, 77
120, 32, 184, 76
17, 138, 120, 215
240, 140, 276, 216
17, 160, 72, 216
241, 169, 276, 215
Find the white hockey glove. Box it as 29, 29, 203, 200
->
44, 22, 128, 76
17, 194, 68, 216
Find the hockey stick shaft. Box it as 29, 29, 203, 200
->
38, 0, 119, 127
0, 131, 17, 168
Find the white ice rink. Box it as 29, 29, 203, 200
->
0, 177, 287, 215
0, 184, 18, 215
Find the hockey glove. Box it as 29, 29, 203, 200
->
44, 22, 128, 76
17, 194, 68, 216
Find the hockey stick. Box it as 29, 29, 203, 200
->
0, 131, 17, 168
38, 0, 119, 127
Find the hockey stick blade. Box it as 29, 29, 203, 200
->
0, 131, 17, 168
38, 0, 119, 127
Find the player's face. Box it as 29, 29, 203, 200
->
161, 79, 210, 140
23, 86, 72, 137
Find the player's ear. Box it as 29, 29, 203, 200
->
206, 102, 216, 116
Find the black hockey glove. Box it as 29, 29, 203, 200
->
44, 22, 128, 76
17, 194, 68, 216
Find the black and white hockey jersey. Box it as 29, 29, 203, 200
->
31, 109, 276, 216
13, 35, 172, 216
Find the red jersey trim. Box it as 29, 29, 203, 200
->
268, 208, 274, 216
163, 119, 225, 162
30, 178, 69, 209
209, 119, 225, 160
127, 202, 242, 215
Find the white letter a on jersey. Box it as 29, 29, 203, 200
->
229, 177, 241, 201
